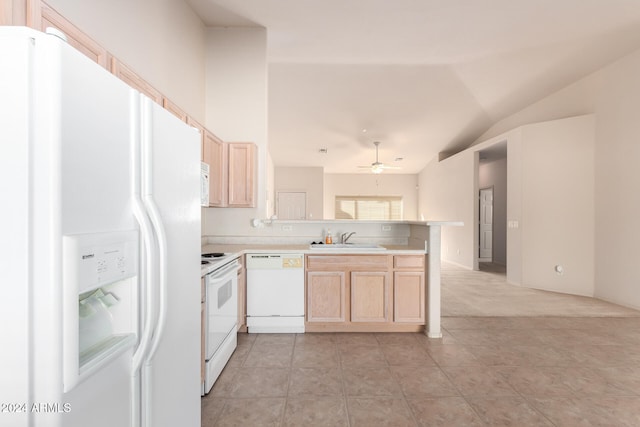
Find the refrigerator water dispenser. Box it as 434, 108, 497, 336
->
62, 231, 139, 392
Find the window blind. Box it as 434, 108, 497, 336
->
335, 196, 403, 220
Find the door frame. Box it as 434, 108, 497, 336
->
478, 186, 494, 263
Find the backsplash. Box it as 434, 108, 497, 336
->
203, 220, 423, 246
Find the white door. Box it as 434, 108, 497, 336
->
479, 188, 493, 261
277, 192, 306, 220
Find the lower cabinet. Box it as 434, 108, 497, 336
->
350, 271, 389, 323
394, 271, 425, 323
307, 271, 346, 322
305, 254, 424, 332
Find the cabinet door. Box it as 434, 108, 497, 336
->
307, 271, 345, 322
393, 271, 425, 323
203, 131, 227, 207
351, 271, 389, 322
39, 2, 108, 68
227, 142, 256, 207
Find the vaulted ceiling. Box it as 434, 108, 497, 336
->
187, 0, 640, 173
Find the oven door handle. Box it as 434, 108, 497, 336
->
207, 262, 240, 284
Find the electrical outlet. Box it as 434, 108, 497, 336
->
382, 225, 391, 232
282, 225, 293, 231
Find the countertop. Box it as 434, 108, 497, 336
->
200, 243, 426, 276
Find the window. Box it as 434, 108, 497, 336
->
335, 196, 403, 220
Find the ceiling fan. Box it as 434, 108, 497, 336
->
358, 141, 401, 174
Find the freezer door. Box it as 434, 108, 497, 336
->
55, 33, 139, 427
0, 27, 140, 427
0, 29, 34, 427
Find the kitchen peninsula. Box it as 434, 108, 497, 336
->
202, 221, 461, 338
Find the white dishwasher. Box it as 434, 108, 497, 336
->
246, 253, 305, 333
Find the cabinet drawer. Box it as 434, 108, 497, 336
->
393, 255, 425, 270
306, 255, 389, 271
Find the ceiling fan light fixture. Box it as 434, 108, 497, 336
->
357, 141, 401, 174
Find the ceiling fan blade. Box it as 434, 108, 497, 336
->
354, 141, 402, 173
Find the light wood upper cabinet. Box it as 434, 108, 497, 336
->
203, 131, 227, 207
227, 142, 256, 207
307, 271, 346, 322
16, 1, 255, 209
200, 140, 256, 208
110, 58, 162, 104
351, 271, 389, 323
37, 2, 108, 68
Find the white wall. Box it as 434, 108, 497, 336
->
520, 116, 595, 296
47, 0, 206, 122
266, 150, 275, 217
506, 130, 523, 285
202, 27, 269, 236
274, 167, 324, 220
479, 157, 507, 265
419, 115, 595, 298
592, 50, 640, 310
472, 47, 640, 309
324, 174, 419, 220
418, 152, 476, 267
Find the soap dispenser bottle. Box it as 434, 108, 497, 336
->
325, 228, 333, 244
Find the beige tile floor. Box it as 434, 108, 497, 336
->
202, 263, 640, 426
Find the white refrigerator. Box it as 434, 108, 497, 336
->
0, 27, 201, 427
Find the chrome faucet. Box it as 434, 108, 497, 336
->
341, 232, 356, 244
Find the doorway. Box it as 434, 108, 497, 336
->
479, 187, 493, 262
477, 142, 507, 273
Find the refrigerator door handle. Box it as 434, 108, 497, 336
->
131, 189, 157, 373
131, 93, 160, 427
131, 93, 157, 375
140, 96, 168, 365
139, 96, 168, 427
143, 195, 168, 364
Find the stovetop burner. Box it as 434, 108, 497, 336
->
201, 260, 210, 265
202, 252, 226, 258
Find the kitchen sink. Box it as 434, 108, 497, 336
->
309, 243, 386, 250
